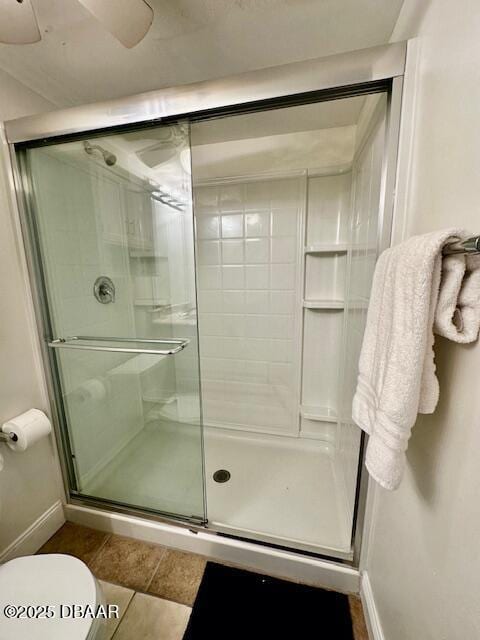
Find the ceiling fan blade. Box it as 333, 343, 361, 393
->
77, 0, 153, 48
0, 0, 41, 45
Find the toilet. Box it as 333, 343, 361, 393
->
0, 554, 106, 639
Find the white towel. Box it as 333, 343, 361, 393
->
434, 253, 480, 342
352, 229, 480, 490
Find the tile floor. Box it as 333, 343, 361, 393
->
37, 522, 369, 639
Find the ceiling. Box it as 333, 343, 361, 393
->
0, 0, 404, 109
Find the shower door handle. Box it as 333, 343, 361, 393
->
48, 336, 189, 355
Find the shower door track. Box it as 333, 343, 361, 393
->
5, 41, 407, 570
68, 493, 354, 564
5, 42, 405, 144
71, 493, 208, 529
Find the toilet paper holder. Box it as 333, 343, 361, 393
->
0, 431, 18, 445
1, 409, 52, 451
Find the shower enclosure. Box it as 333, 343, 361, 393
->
6, 43, 405, 567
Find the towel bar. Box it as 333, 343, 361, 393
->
443, 236, 480, 255
48, 336, 189, 355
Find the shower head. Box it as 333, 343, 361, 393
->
84, 141, 117, 167
103, 150, 117, 166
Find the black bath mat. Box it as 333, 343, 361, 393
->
183, 562, 354, 639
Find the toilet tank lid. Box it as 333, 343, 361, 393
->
0, 553, 100, 640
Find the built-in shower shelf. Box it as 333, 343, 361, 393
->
304, 243, 348, 254
109, 353, 166, 376
300, 405, 338, 423
303, 299, 344, 309
143, 392, 175, 404
134, 298, 169, 307
129, 250, 167, 259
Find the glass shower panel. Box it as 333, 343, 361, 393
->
25, 124, 205, 522
191, 94, 388, 555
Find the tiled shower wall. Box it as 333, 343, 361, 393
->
194, 177, 304, 435
30, 149, 144, 487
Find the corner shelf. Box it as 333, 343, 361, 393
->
134, 299, 169, 307
303, 299, 344, 309
109, 353, 166, 376
300, 405, 338, 423
129, 249, 167, 259
304, 243, 348, 254
143, 392, 175, 404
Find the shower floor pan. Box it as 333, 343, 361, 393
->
82, 422, 352, 558
204, 427, 352, 557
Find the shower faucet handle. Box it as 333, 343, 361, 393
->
94, 276, 116, 304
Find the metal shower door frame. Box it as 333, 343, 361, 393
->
11, 123, 208, 528
5, 41, 407, 565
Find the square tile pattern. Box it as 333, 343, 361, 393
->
36, 522, 368, 639
194, 178, 302, 435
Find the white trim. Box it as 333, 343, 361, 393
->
0, 500, 65, 563
360, 571, 385, 640
65, 503, 359, 593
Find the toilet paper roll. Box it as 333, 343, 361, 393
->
73, 378, 107, 403
2, 409, 52, 452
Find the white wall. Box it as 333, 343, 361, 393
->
364, 2, 480, 639
0, 69, 64, 557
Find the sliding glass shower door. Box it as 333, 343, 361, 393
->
22, 123, 206, 523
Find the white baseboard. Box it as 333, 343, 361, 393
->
65, 503, 360, 593
0, 500, 65, 563
361, 571, 385, 640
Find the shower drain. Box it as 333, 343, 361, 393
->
213, 469, 231, 483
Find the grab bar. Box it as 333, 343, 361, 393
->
48, 336, 189, 355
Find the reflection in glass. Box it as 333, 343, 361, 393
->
26, 123, 205, 521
